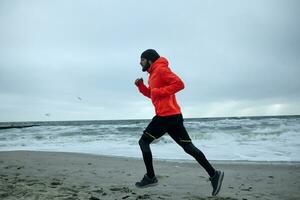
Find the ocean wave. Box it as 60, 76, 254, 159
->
0, 116, 299, 161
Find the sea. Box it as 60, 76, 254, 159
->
0, 115, 299, 162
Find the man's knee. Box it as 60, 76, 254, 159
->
138, 135, 152, 153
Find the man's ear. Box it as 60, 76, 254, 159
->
148, 60, 153, 65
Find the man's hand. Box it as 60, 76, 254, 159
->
135, 78, 144, 87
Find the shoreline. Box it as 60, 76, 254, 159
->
1, 150, 299, 165
1, 150, 299, 200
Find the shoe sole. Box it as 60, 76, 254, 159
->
135, 182, 158, 188
212, 171, 224, 196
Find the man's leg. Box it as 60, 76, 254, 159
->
138, 133, 155, 178
167, 115, 216, 177
167, 114, 224, 196
180, 142, 224, 196
181, 142, 215, 177
136, 116, 166, 188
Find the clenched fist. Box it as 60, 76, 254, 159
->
134, 78, 144, 87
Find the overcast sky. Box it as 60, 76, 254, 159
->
0, 0, 299, 122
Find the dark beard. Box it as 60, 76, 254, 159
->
142, 62, 151, 72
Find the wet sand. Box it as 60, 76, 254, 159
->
0, 151, 299, 200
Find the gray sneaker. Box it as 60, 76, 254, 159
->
209, 170, 224, 196
135, 174, 158, 188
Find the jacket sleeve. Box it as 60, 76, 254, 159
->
151, 68, 184, 97
137, 83, 151, 98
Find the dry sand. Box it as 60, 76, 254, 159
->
0, 151, 299, 200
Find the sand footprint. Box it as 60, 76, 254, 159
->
109, 186, 133, 193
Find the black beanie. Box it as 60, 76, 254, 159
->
141, 49, 160, 63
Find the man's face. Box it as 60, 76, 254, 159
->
140, 58, 151, 72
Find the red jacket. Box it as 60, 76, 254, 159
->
137, 57, 184, 116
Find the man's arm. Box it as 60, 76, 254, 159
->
151, 68, 184, 97
135, 78, 151, 98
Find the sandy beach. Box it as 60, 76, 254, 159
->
0, 151, 299, 200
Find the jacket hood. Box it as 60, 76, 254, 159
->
147, 57, 169, 73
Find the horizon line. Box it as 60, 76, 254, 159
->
1, 114, 299, 124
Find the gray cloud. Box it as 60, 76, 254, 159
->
0, 0, 299, 121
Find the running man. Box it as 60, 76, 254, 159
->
134, 49, 224, 196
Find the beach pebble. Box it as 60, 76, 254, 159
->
136, 194, 151, 199
51, 181, 62, 186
